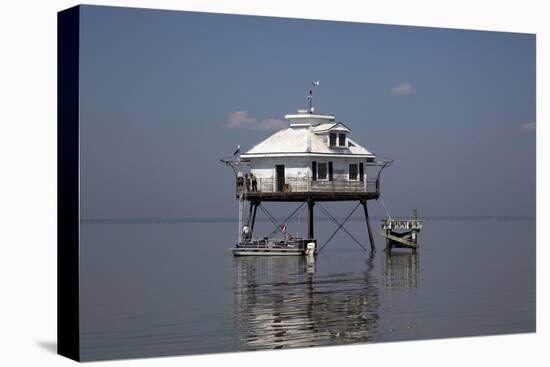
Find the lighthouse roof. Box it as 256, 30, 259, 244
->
241, 124, 374, 159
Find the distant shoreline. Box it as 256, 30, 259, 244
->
81, 216, 535, 224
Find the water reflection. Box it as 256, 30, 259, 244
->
232, 254, 381, 350
383, 252, 419, 290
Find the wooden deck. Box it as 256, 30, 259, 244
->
381, 211, 423, 253
238, 191, 379, 202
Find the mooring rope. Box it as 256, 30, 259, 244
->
379, 195, 392, 221
317, 202, 363, 253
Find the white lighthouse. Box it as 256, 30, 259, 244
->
224, 85, 391, 256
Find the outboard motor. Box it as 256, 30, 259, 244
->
305, 241, 316, 256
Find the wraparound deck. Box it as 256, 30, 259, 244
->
236, 176, 380, 201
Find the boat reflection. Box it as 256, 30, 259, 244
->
232, 254, 381, 350
383, 252, 419, 290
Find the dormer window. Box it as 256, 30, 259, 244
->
329, 132, 347, 147
338, 133, 346, 147
329, 133, 337, 147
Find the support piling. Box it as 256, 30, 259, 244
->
250, 201, 258, 236
247, 202, 254, 226
361, 199, 376, 252
307, 199, 315, 239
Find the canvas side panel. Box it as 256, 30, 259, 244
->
57, 5, 80, 362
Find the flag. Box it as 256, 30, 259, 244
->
279, 223, 287, 233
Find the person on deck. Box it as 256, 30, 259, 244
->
244, 174, 250, 192
251, 173, 258, 192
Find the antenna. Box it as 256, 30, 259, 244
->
306, 81, 320, 114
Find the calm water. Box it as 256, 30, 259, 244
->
79, 219, 535, 361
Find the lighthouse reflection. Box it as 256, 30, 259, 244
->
232, 254, 381, 350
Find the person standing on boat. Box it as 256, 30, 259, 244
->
251, 173, 258, 192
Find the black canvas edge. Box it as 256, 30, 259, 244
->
57, 5, 81, 362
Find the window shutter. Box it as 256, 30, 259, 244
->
328, 162, 333, 181
359, 162, 364, 182
312, 161, 317, 181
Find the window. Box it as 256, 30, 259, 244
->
338, 133, 346, 147
318, 162, 328, 180
329, 133, 337, 147
349, 163, 358, 181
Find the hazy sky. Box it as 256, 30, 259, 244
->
79, 5, 535, 219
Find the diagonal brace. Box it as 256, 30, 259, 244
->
258, 202, 305, 238
317, 202, 365, 253
317, 203, 369, 252
267, 201, 306, 237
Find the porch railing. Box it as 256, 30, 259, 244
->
236, 176, 379, 195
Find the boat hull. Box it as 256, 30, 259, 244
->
231, 238, 316, 256
231, 248, 304, 256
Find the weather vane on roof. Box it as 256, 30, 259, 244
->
307, 81, 320, 113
